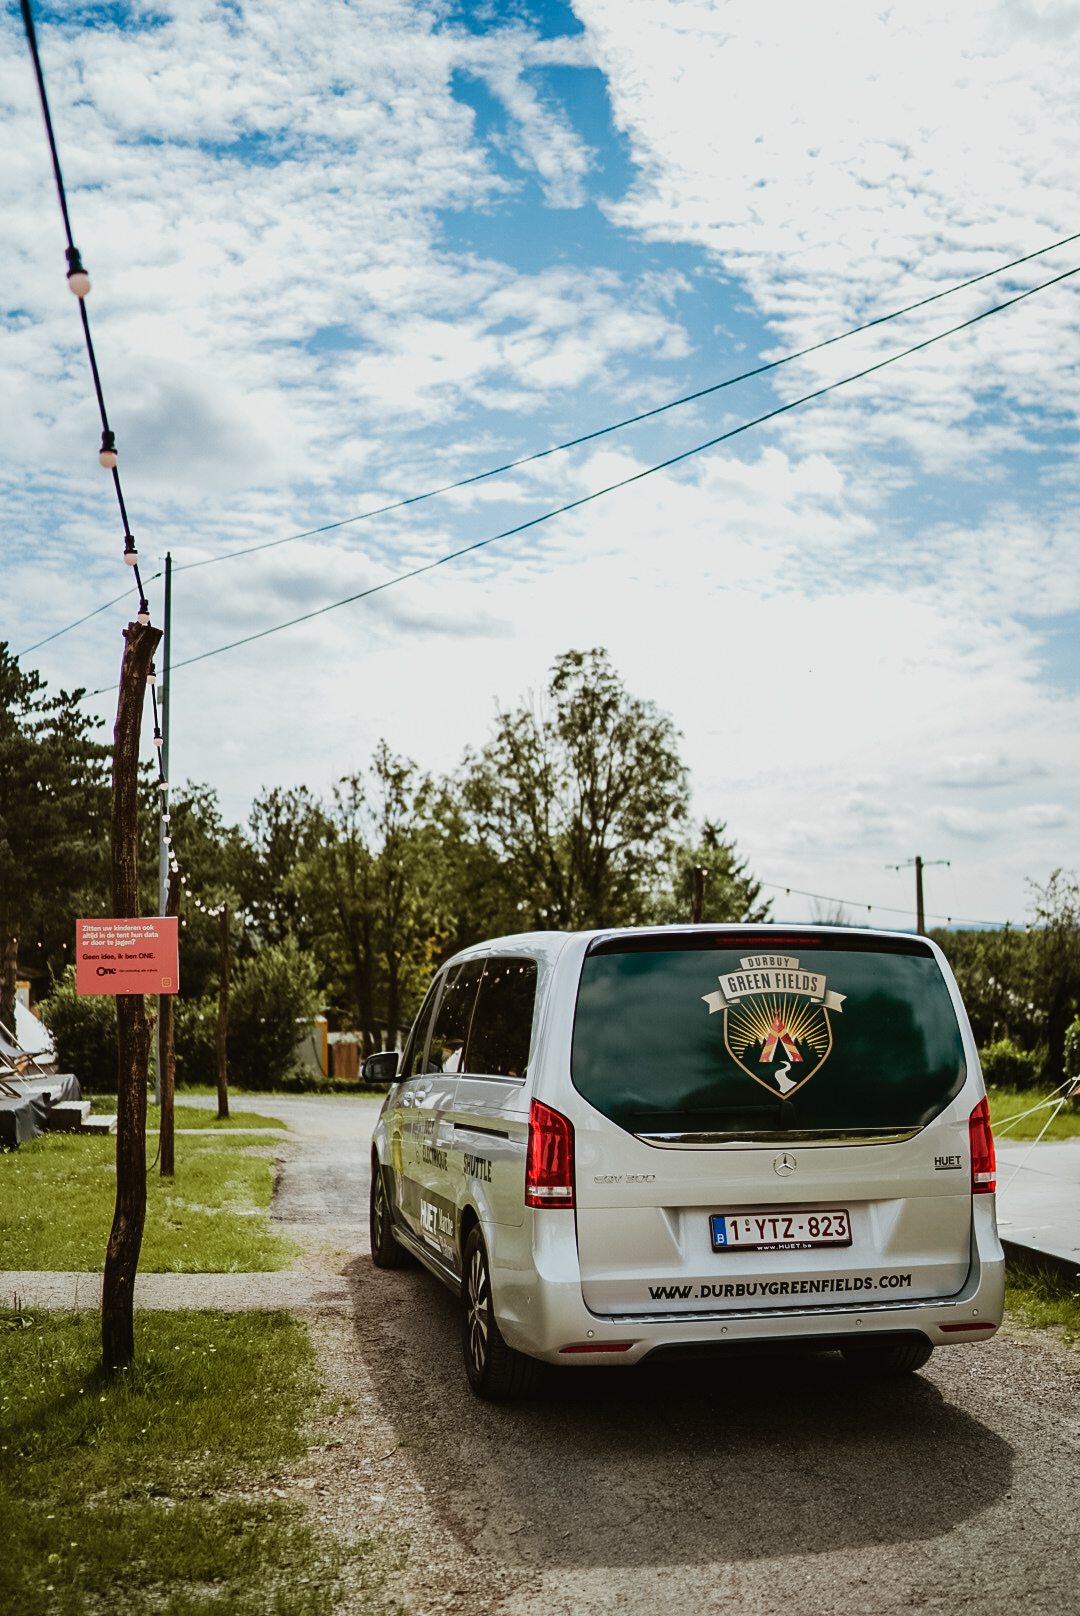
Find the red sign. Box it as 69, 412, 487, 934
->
76, 918, 180, 996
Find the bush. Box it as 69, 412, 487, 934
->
39, 966, 118, 1092
1065, 1017, 1080, 1083
174, 993, 219, 1089
980, 1037, 1043, 1088
226, 938, 321, 1090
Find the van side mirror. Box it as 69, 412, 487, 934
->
362, 1050, 400, 1089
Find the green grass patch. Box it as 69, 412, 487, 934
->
1005, 1263, 1080, 1346
987, 1085, 1080, 1140
88, 1098, 287, 1131
0, 1134, 298, 1273
0, 1308, 380, 1615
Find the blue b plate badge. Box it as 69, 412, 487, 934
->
710, 1209, 852, 1253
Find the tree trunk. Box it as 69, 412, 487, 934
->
0, 919, 17, 1038
159, 870, 180, 1178
102, 619, 162, 1373
216, 903, 230, 1120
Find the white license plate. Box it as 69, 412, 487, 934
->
710, 1209, 852, 1253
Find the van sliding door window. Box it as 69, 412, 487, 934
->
400, 980, 442, 1079
572, 933, 966, 1139
428, 961, 486, 1073
465, 958, 537, 1079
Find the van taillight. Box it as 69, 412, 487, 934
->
969, 1097, 996, 1194
526, 1100, 575, 1208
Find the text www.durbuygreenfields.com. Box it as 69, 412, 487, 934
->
649, 1275, 914, 1301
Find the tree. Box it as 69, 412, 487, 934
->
1027, 869, 1080, 1085
650, 819, 771, 925
295, 745, 440, 1051
0, 644, 111, 1028
456, 648, 689, 931
243, 785, 319, 947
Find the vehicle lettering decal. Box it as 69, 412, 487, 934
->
935, 1154, 963, 1170
463, 1152, 493, 1183
421, 1143, 448, 1170
701, 955, 846, 1098
647, 1273, 913, 1302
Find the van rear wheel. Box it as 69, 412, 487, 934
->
841, 1335, 934, 1375
462, 1227, 546, 1400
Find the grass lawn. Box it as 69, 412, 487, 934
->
87, 1097, 287, 1131
0, 1308, 382, 1616
0, 1134, 298, 1273
987, 1085, 1080, 1140
1005, 1263, 1080, 1348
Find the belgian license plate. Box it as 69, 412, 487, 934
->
710, 1210, 852, 1253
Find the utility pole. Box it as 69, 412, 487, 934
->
158, 869, 180, 1177
155, 552, 171, 1105
216, 903, 230, 1121
102, 616, 162, 1374
889, 856, 949, 935
691, 866, 707, 924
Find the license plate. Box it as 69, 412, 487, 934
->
710, 1210, 852, 1253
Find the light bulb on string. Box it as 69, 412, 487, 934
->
65, 246, 90, 299
124, 535, 139, 567
99, 430, 117, 470
137, 598, 150, 626
147, 664, 157, 689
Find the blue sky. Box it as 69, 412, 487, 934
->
2, 0, 1079, 927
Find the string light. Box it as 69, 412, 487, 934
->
65, 244, 89, 299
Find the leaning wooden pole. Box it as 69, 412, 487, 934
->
216, 903, 230, 1121
159, 869, 181, 1178
102, 618, 162, 1372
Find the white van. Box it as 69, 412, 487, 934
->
369, 925, 1003, 1399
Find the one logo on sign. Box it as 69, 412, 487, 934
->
701, 955, 846, 1098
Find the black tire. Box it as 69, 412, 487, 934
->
462, 1226, 546, 1400
370, 1157, 410, 1269
841, 1335, 934, 1375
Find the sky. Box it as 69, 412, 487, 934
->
2, 0, 1079, 930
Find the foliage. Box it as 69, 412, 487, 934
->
0, 1132, 297, 1272
0, 1308, 370, 1615
929, 926, 1041, 1052
38, 966, 118, 1092
649, 819, 771, 925
979, 1037, 1043, 1089
1065, 1016, 1080, 1082
456, 647, 689, 932
0, 644, 112, 1027
1027, 869, 1080, 1084
226, 937, 321, 1089
174, 991, 219, 1089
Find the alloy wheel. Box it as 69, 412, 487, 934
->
466, 1246, 490, 1377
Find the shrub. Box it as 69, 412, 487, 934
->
174, 993, 219, 1088
39, 966, 118, 1092
980, 1037, 1043, 1088
1064, 1017, 1080, 1083
226, 938, 321, 1090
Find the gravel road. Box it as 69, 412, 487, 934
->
229, 1096, 1080, 1616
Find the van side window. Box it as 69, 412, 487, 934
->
400, 978, 442, 1079
428, 961, 486, 1072
466, 957, 537, 1079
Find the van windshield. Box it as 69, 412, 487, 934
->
571, 933, 966, 1138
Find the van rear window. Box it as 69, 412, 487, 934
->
571, 936, 966, 1137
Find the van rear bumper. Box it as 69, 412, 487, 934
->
498, 1197, 1004, 1364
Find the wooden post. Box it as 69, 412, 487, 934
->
914, 855, 925, 936
159, 869, 180, 1177
216, 903, 230, 1120
102, 618, 161, 1373
691, 866, 707, 924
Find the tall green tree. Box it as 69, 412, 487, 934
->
1028, 868, 1080, 1085
650, 819, 771, 925
455, 648, 689, 931
0, 645, 111, 1028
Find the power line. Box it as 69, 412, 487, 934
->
116, 256, 1076, 682
759, 880, 1012, 929
18, 573, 162, 657
22, 225, 1080, 658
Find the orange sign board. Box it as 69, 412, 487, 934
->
76, 918, 180, 996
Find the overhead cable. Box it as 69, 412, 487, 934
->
108, 257, 1076, 682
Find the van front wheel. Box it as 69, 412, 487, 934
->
841, 1335, 934, 1375
462, 1227, 545, 1400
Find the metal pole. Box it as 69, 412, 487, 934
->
915, 855, 925, 936
155, 553, 172, 1104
